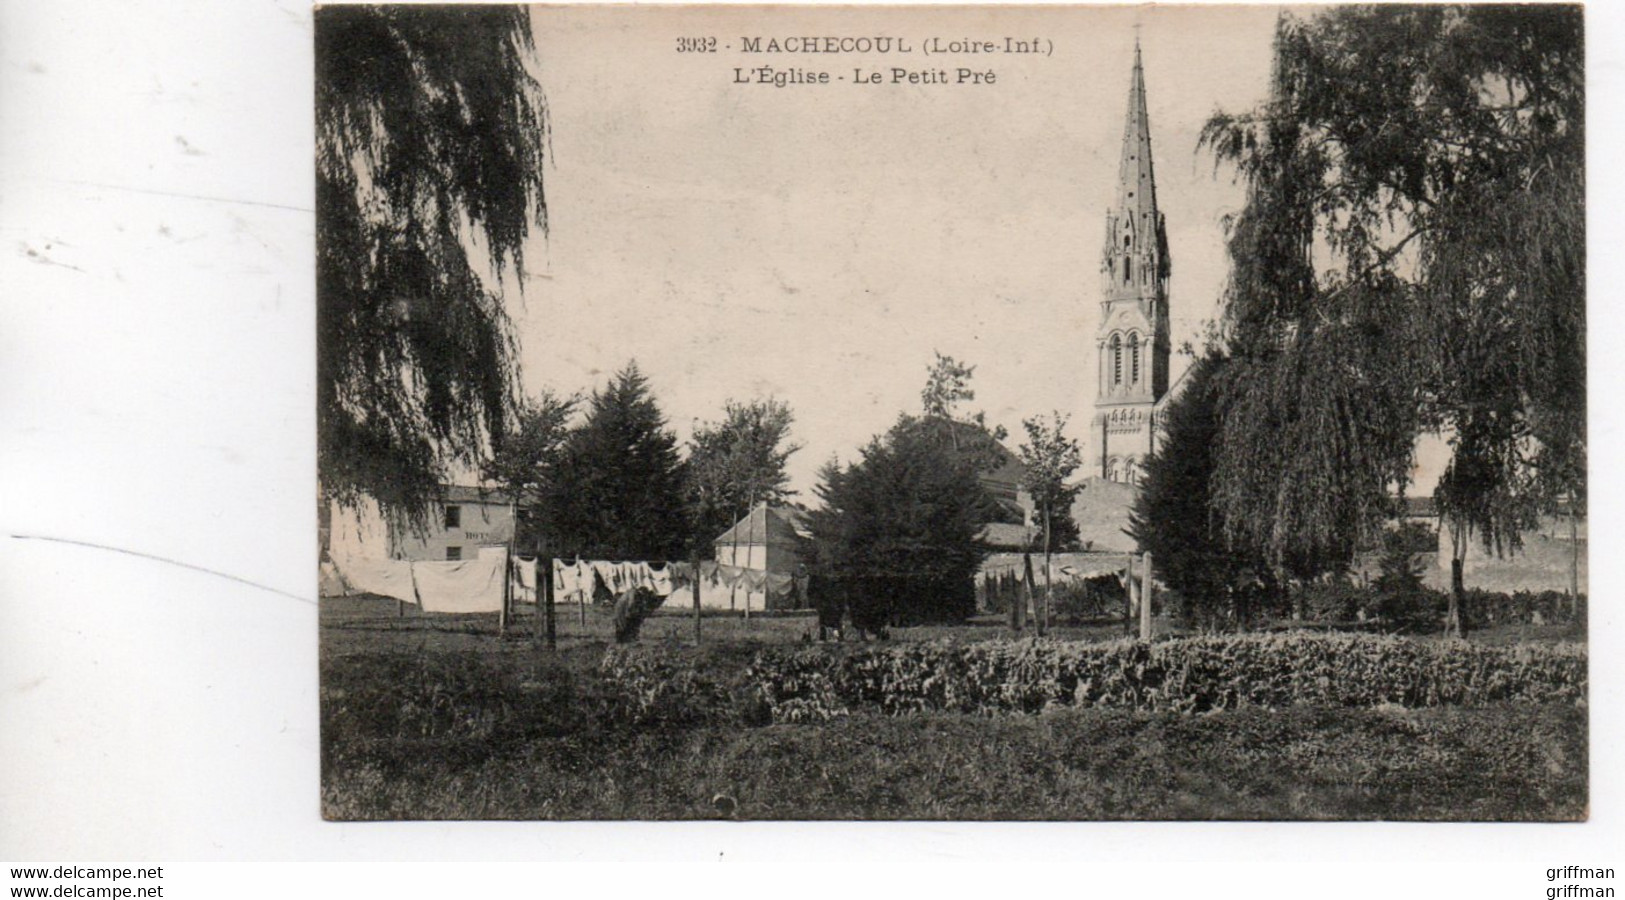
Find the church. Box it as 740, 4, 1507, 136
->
1059, 41, 1182, 554
1091, 40, 1174, 487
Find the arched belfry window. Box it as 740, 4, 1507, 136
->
1111, 334, 1123, 386
1129, 333, 1141, 384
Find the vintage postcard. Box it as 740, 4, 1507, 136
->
315, 4, 1586, 821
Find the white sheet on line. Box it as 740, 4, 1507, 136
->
331, 553, 417, 605
411, 555, 505, 614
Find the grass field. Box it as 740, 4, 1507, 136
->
320, 595, 1587, 821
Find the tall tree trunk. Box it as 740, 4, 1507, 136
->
1446, 518, 1468, 637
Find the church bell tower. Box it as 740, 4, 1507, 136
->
1093, 40, 1171, 484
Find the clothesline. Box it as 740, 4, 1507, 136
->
549, 558, 807, 604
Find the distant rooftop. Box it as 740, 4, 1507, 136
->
714, 502, 809, 546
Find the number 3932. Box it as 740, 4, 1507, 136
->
676, 37, 718, 52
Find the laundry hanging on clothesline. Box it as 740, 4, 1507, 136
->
331, 552, 510, 613
412, 554, 506, 614
513, 557, 539, 605
552, 558, 683, 604
331, 553, 417, 605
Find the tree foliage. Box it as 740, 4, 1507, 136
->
1131, 354, 1269, 628
909, 352, 1020, 527
536, 363, 689, 560
316, 6, 550, 523
1018, 413, 1083, 553
803, 415, 992, 588
1200, 6, 1583, 579
919, 351, 1010, 452
921, 351, 980, 422
481, 389, 577, 553
687, 398, 802, 552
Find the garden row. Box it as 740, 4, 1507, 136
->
602, 632, 1587, 724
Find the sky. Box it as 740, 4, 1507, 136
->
507, 6, 1290, 497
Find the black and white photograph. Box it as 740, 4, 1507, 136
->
313, 4, 1587, 822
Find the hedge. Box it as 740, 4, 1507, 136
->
741, 633, 1587, 722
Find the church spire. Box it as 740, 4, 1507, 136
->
1092, 38, 1172, 484
1115, 40, 1158, 223
1101, 38, 1168, 305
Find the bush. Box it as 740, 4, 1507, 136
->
744, 633, 1586, 722
1301, 580, 1369, 623
1461, 589, 1585, 629
597, 646, 735, 726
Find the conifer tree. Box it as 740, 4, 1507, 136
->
802, 416, 991, 624
538, 363, 689, 560
1130, 354, 1268, 629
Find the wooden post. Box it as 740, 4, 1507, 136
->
1022, 552, 1038, 637
1041, 507, 1052, 636
541, 560, 557, 650
692, 551, 703, 644
1125, 554, 1137, 635
1140, 552, 1154, 641
500, 500, 515, 638
530, 556, 541, 645
1008, 569, 1023, 633
579, 558, 588, 629
499, 547, 510, 638
743, 504, 754, 623
729, 503, 742, 614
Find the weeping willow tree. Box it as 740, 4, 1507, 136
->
316, 6, 550, 526
1201, 7, 1584, 629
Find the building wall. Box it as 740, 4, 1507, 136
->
327, 496, 515, 562
326, 496, 392, 560
393, 500, 515, 561
1095, 406, 1156, 484
1435, 514, 1587, 595
707, 540, 804, 611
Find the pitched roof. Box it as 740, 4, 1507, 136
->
438, 484, 522, 505
979, 522, 1037, 550
979, 452, 1028, 491
713, 502, 808, 547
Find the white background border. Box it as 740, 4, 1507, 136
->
1, 0, 1620, 879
